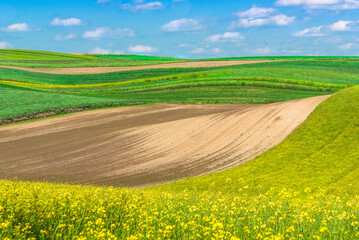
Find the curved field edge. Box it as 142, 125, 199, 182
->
150, 85, 359, 195
3, 60, 352, 122
0, 86, 359, 239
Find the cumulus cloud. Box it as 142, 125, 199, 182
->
330, 20, 354, 31
128, 45, 158, 54
50, 18, 82, 26
162, 18, 203, 32
276, 0, 340, 6
82, 27, 134, 39
55, 34, 77, 41
294, 20, 358, 38
230, 6, 294, 29
1, 23, 32, 32
236, 6, 276, 18
231, 14, 295, 28
0, 41, 14, 49
135, 1, 163, 10
82, 27, 109, 39
275, 0, 359, 10
206, 32, 244, 42
293, 26, 325, 37
122, 1, 164, 12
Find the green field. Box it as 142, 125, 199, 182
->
0, 86, 358, 239
0, 49, 184, 68
2, 52, 359, 122
1, 50, 359, 239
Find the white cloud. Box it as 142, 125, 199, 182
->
82, 27, 109, 39
1, 23, 31, 32
50, 18, 82, 26
271, 14, 296, 25
276, 0, 340, 6
190, 48, 204, 54
55, 34, 77, 41
253, 47, 273, 55
330, 20, 354, 31
135, 1, 164, 10
206, 32, 244, 42
275, 0, 359, 9
293, 26, 325, 37
89, 47, 125, 54
236, 6, 276, 18
0, 41, 14, 49
339, 43, 354, 49
82, 27, 134, 39
231, 14, 295, 28
128, 45, 158, 54
162, 18, 203, 32
230, 6, 295, 29
122, 1, 164, 12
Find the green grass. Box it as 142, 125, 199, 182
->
2, 49, 359, 69
0, 86, 359, 239
2, 59, 359, 121
0, 49, 185, 68
0, 84, 145, 120
0, 49, 95, 60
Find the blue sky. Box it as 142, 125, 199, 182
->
0, 0, 359, 58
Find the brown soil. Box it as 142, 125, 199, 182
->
0, 60, 279, 75
0, 95, 329, 188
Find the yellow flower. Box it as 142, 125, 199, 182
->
320, 227, 328, 233
286, 226, 295, 233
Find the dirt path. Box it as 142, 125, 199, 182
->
0, 60, 278, 75
0, 95, 329, 187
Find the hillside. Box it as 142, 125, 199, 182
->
0, 86, 358, 239
2, 56, 359, 124
152, 85, 359, 195
0, 49, 184, 68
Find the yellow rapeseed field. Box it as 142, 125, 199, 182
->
1, 180, 359, 239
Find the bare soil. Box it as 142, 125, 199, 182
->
0, 95, 329, 188
0, 60, 279, 75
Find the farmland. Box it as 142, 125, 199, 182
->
0, 86, 358, 239
2, 51, 359, 123
0, 50, 359, 239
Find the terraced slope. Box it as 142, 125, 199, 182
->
0, 95, 328, 187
